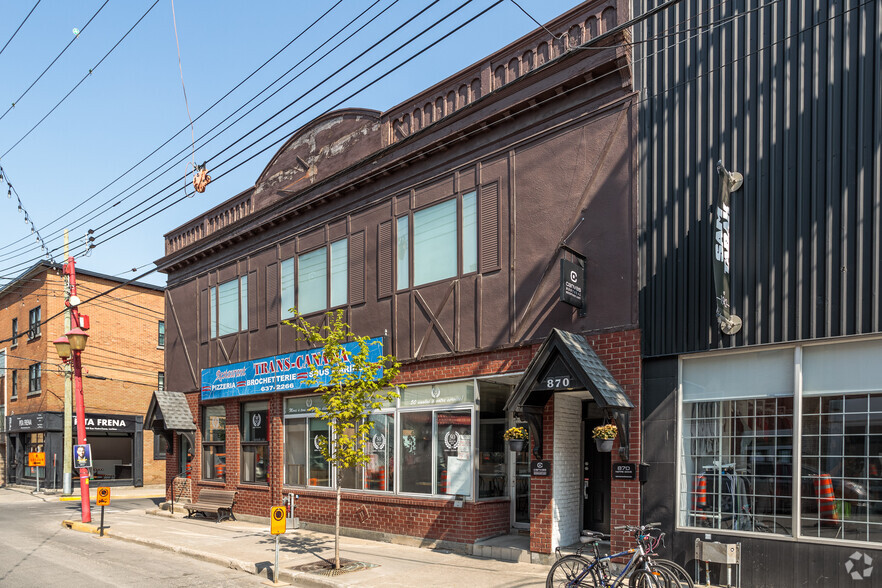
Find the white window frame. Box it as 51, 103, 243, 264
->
396, 191, 478, 290
209, 276, 248, 338
281, 237, 348, 319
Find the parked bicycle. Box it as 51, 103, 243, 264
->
546, 523, 679, 588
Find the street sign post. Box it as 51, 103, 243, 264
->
270, 506, 287, 584
96, 487, 110, 536
28, 452, 45, 492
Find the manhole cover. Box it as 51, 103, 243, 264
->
290, 558, 378, 576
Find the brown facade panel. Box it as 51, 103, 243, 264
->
377, 220, 393, 299
349, 230, 365, 305
480, 181, 500, 273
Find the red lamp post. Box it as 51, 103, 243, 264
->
53, 257, 91, 523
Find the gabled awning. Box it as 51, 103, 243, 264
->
145, 390, 196, 448
504, 329, 634, 460
505, 329, 634, 412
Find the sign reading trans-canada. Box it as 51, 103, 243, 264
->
201, 337, 384, 400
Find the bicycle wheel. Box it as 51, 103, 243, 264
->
546, 555, 600, 588
629, 569, 666, 588
654, 559, 695, 588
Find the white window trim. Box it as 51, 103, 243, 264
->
281, 378, 480, 502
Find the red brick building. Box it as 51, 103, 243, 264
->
2, 261, 166, 488
155, 0, 642, 560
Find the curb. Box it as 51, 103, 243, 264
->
61, 517, 347, 587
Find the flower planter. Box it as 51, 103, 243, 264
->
595, 438, 614, 452
507, 439, 526, 453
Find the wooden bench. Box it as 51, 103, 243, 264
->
184, 489, 237, 523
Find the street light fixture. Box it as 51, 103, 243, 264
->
53, 335, 71, 359
66, 327, 89, 351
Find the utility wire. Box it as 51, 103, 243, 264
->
0, 0, 160, 159
0, 0, 357, 257
0, 0, 41, 59
0, 0, 837, 279
0, 0, 469, 270
0, 0, 108, 124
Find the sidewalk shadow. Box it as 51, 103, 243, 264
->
256, 532, 331, 558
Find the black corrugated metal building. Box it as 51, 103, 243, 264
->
635, 0, 882, 585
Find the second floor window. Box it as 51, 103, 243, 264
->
397, 191, 477, 289
281, 238, 348, 317
209, 276, 248, 338
158, 320, 165, 347
28, 307, 41, 340
11, 370, 17, 398
11, 318, 18, 347
158, 372, 165, 391
28, 363, 41, 394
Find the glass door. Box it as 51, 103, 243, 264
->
511, 420, 530, 527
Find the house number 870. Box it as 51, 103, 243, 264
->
547, 377, 570, 388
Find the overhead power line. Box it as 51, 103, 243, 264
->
1, 0, 160, 159
0, 0, 42, 59
0, 0, 355, 258
0, 0, 109, 124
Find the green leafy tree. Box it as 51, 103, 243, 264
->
286, 309, 400, 569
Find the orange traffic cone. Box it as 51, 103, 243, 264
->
814, 474, 839, 527
693, 474, 708, 523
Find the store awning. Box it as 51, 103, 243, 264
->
145, 390, 196, 448
505, 329, 634, 459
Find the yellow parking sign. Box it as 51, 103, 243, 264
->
270, 506, 286, 535
96, 487, 111, 506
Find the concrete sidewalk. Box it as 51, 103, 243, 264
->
55, 497, 548, 587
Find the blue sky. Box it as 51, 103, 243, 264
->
0, 0, 582, 287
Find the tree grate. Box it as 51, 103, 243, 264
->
290, 558, 378, 576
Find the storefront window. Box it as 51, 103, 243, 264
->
365, 413, 394, 491
436, 410, 472, 495
400, 411, 433, 494
680, 340, 882, 545
241, 401, 268, 484
681, 349, 794, 535
801, 340, 882, 543
309, 418, 331, 487
202, 405, 226, 481
24, 433, 44, 480
478, 381, 509, 499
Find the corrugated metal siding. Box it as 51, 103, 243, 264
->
635, 0, 882, 356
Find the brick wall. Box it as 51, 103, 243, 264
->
1, 266, 165, 486
586, 329, 642, 555
171, 331, 641, 552
531, 328, 643, 555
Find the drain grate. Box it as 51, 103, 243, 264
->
290, 558, 378, 576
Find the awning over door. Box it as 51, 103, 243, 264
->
505, 328, 634, 459
145, 390, 196, 448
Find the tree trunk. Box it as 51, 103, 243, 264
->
335, 481, 341, 569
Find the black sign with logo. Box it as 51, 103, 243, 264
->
612, 462, 637, 480
531, 460, 551, 477
560, 259, 584, 309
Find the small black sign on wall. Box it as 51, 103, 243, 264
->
612, 462, 637, 480
531, 460, 551, 476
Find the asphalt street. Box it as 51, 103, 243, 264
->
0, 489, 267, 587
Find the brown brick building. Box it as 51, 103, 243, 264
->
155, 0, 643, 561
2, 261, 165, 488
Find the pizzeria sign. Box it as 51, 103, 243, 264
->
200, 337, 384, 400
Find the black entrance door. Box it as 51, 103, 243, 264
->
583, 417, 611, 534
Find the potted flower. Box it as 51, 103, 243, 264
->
503, 426, 529, 452
592, 423, 617, 452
